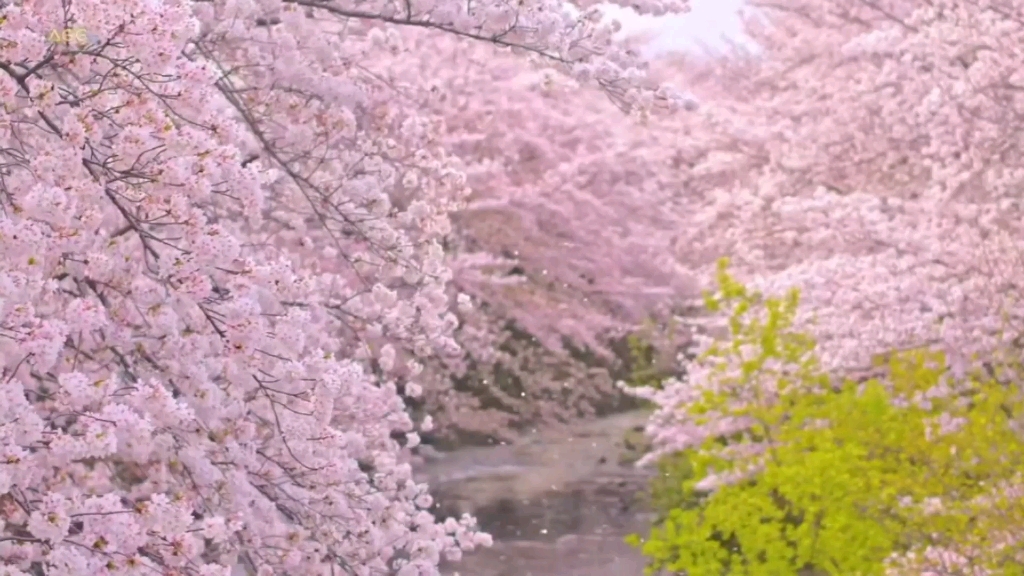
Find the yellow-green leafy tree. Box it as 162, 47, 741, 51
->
628, 259, 1024, 575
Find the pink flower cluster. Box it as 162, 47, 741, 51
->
0, 0, 683, 572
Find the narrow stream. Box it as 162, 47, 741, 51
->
413, 411, 657, 576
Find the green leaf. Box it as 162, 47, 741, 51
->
636, 261, 1024, 576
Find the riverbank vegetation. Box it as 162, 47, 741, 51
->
628, 261, 1024, 575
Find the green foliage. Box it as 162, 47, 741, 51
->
621, 316, 684, 391
620, 318, 700, 507
630, 258, 1024, 576
625, 332, 666, 389
645, 451, 700, 517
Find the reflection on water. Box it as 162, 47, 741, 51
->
417, 411, 658, 576
443, 533, 652, 576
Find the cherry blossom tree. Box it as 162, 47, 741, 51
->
0, 0, 691, 573
636, 0, 1024, 572
351, 32, 702, 439
642, 0, 1024, 373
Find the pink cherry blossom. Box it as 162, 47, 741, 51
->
1, 0, 684, 572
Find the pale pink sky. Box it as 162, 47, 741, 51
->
600, 0, 752, 56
